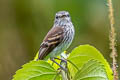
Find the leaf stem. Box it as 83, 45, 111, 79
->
67, 60, 79, 71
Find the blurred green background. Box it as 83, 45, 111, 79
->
0, 0, 120, 80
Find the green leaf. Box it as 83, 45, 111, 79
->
73, 60, 108, 80
12, 60, 60, 80
67, 45, 113, 80
33, 51, 39, 61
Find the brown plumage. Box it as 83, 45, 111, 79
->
38, 26, 64, 59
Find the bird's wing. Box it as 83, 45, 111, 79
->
38, 26, 64, 60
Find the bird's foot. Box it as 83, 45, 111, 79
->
50, 57, 67, 72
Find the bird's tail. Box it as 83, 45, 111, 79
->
38, 47, 49, 60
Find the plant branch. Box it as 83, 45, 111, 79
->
60, 59, 70, 80
107, 0, 119, 80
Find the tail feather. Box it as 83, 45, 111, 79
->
38, 47, 49, 60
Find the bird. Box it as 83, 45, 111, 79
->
38, 11, 75, 60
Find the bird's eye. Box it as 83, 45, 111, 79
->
56, 16, 59, 19
67, 15, 70, 17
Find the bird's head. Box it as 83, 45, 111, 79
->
55, 11, 71, 22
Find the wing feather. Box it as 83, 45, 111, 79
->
38, 27, 64, 60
